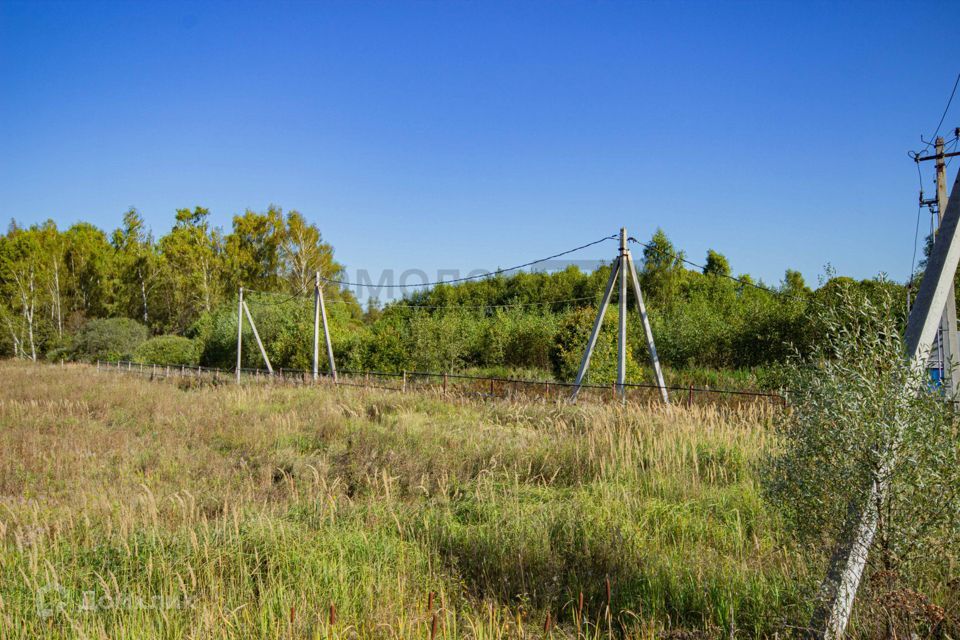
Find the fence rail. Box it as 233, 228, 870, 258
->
91, 359, 785, 408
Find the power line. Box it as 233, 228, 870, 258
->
909, 147, 928, 283
243, 286, 310, 306
946, 135, 960, 168
626, 237, 808, 303
910, 202, 924, 284
914, 72, 960, 153
382, 294, 602, 311
930, 72, 960, 145
318, 234, 618, 289
249, 233, 807, 311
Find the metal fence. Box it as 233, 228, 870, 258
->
94, 359, 785, 408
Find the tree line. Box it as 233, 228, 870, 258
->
0, 206, 359, 361
0, 210, 905, 387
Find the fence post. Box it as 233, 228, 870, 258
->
443, 373, 448, 396
402, 370, 407, 393
96, 359, 100, 372
688, 384, 693, 409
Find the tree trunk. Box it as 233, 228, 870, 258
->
26, 268, 36, 361
52, 257, 62, 338
138, 265, 149, 324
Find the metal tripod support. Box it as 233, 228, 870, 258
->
570, 227, 669, 405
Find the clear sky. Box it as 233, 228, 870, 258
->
2, 0, 959, 299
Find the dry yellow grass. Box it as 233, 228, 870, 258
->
0, 361, 808, 638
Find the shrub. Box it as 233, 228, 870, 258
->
134, 335, 198, 366
197, 294, 361, 372
551, 306, 636, 383
762, 287, 960, 636
71, 318, 148, 362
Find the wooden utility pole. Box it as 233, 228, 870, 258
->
811, 168, 960, 638
570, 227, 669, 404
236, 287, 244, 384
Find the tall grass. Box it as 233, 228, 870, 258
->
0, 361, 810, 638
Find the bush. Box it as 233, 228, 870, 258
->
134, 335, 198, 366
762, 287, 960, 636
71, 318, 149, 362
551, 306, 636, 383
198, 294, 361, 372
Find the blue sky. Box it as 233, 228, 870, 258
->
1, 0, 958, 299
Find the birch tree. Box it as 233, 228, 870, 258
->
62, 222, 112, 318
111, 208, 162, 328
280, 210, 340, 293
159, 206, 223, 331
0, 227, 45, 360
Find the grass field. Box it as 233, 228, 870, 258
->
0, 361, 812, 638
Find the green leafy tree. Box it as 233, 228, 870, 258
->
280, 210, 342, 293
159, 206, 224, 332
224, 206, 285, 293
111, 208, 163, 328
641, 229, 687, 307
703, 249, 731, 277
0, 225, 46, 360
62, 222, 113, 321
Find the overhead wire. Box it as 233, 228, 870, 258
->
930, 72, 960, 146
382, 294, 603, 311
907, 72, 959, 290
242, 285, 310, 306
946, 135, 959, 168
626, 237, 810, 304
239, 230, 828, 319
909, 149, 928, 284
915, 73, 960, 153
317, 234, 618, 289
